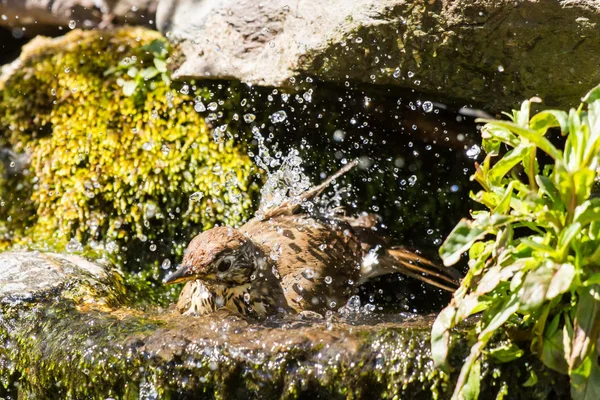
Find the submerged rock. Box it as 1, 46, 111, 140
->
0, 251, 568, 399
158, 0, 600, 111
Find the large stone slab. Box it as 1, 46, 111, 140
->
157, 0, 600, 111
0, 251, 568, 399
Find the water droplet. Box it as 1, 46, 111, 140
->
303, 90, 313, 102
161, 144, 170, 154
466, 144, 481, 159
393, 67, 401, 78
161, 259, 171, 269
408, 175, 417, 186
68, 20, 76, 29
149, 244, 157, 252
207, 102, 218, 111
302, 268, 315, 280
355, 37, 363, 43
244, 293, 251, 303
211, 164, 223, 175
106, 241, 119, 253
243, 113, 256, 123
66, 239, 83, 252
324, 276, 332, 284
189, 192, 203, 202
270, 110, 287, 123
498, 65, 505, 72
180, 85, 189, 95
194, 101, 206, 112
422, 101, 433, 113
407, 71, 415, 78
142, 142, 153, 151
333, 129, 346, 142
346, 295, 361, 312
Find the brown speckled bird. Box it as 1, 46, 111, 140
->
165, 160, 461, 318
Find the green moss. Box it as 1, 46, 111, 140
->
0, 28, 259, 302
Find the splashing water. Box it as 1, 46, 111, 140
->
251, 128, 312, 219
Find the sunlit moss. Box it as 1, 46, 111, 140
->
0, 28, 259, 302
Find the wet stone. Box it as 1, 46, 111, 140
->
0, 251, 568, 399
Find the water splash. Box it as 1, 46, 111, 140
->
251, 127, 312, 219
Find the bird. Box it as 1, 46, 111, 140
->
165, 159, 462, 318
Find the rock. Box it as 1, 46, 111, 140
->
0, 251, 126, 307
157, 0, 600, 111
0, 0, 158, 36
0, 251, 568, 399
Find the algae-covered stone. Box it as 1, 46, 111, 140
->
159, 0, 600, 112
0, 251, 568, 399
0, 28, 259, 299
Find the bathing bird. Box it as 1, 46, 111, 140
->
165, 160, 461, 317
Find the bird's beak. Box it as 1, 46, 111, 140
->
164, 265, 194, 285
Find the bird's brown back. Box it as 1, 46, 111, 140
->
241, 214, 365, 312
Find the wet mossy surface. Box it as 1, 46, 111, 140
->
0, 252, 569, 399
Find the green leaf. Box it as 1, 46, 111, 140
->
126, 66, 139, 78
460, 358, 481, 400
554, 162, 575, 213
546, 263, 575, 300
530, 110, 569, 133
569, 285, 600, 370
122, 80, 139, 97
431, 304, 457, 367
493, 182, 514, 215
573, 169, 595, 205
488, 343, 524, 363
541, 313, 569, 374
518, 262, 554, 312
482, 120, 563, 160
439, 219, 487, 266
452, 295, 520, 399
144, 39, 168, 57
139, 67, 160, 80
154, 58, 168, 73
487, 144, 528, 185
523, 370, 538, 387
582, 83, 600, 103
481, 125, 520, 148
558, 223, 581, 254
574, 199, 600, 226
571, 355, 600, 400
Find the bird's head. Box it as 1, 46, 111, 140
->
164, 226, 261, 287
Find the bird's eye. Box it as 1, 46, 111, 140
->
217, 258, 233, 273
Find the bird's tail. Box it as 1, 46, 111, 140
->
359, 247, 461, 292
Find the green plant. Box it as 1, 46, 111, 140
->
432, 85, 600, 399
104, 38, 171, 96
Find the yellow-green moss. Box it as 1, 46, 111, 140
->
0, 28, 259, 291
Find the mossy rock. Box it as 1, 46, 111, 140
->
0, 251, 569, 399
0, 28, 260, 302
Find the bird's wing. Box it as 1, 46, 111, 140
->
259, 159, 359, 221
359, 247, 462, 292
